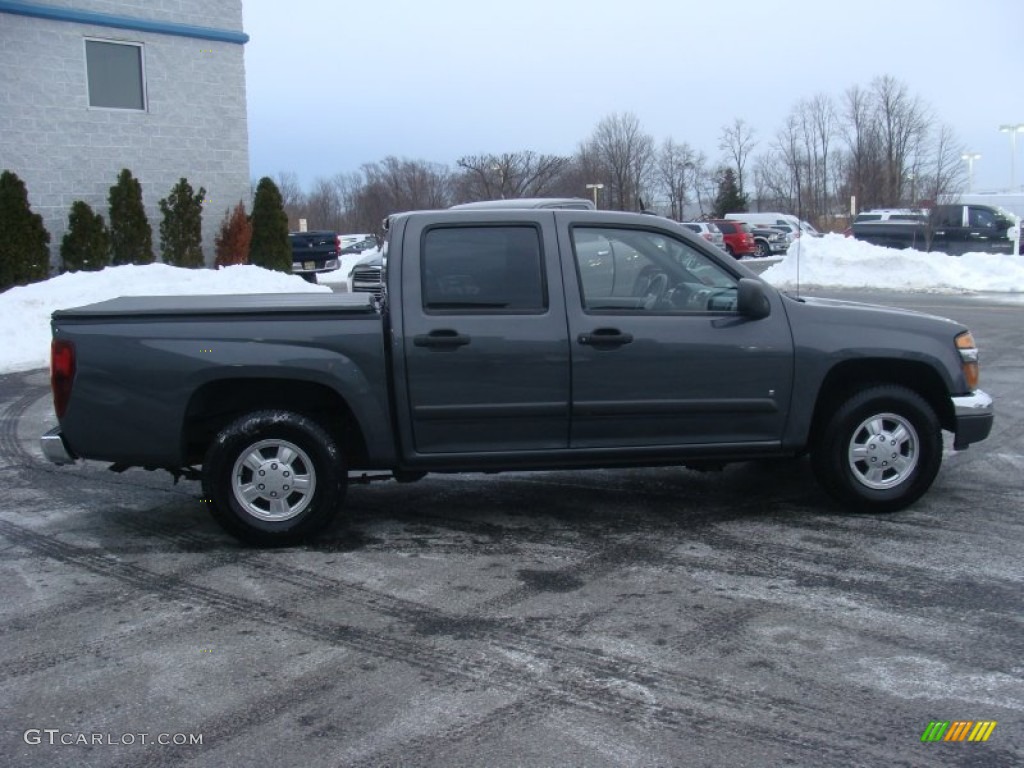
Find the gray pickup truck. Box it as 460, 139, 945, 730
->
41, 208, 994, 545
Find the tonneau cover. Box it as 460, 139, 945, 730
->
53, 292, 376, 319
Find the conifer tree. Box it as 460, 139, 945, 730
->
0, 170, 51, 291
248, 177, 291, 273
159, 177, 206, 267
712, 167, 749, 218
61, 201, 110, 272
214, 201, 253, 267
108, 168, 154, 265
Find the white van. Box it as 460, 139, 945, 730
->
724, 212, 821, 238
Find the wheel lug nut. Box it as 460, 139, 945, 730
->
258, 484, 265, 490
271, 463, 278, 470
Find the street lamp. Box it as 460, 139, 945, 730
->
998, 124, 1024, 191
585, 183, 604, 208
961, 153, 981, 193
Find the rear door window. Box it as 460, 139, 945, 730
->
421, 225, 546, 313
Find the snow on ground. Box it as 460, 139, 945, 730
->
1, 238, 1021, 375
761, 234, 1024, 293
0, 263, 328, 374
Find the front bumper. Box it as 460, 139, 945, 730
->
40, 427, 77, 465
951, 389, 994, 450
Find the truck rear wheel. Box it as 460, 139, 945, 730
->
811, 385, 941, 513
202, 410, 346, 546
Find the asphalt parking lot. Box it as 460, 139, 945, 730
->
1, 289, 1021, 767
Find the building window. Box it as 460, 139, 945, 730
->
85, 39, 146, 110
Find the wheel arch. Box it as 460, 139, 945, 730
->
808, 359, 955, 445
182, 377, 370, 468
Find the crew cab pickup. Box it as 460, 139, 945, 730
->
41, 208, 994, 545
851, 203, 1020, 255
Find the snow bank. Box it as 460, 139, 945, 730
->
0, 263, 329, 374
761, 234, 1024, 293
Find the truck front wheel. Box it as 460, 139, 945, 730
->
812, 385, 941, 513
202, 410, 346, 546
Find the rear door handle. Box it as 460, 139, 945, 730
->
578, 328, 634, 347
413, 329, 471, 348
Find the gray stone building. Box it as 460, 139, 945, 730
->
0, 0, 250, 268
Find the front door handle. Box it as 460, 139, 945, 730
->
414, 329, 471, 348
577, 328, 634, 347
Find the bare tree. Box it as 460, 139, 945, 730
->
304, 176, 343, 231
582, 112, 655, 211
917, 123, 967, 206
454, 151, 570, 202
347, 156, 453, 233
275, 171, 306, 230
871, 75, 931, 207
654, 139, 698, 220
718, 118, 757, 196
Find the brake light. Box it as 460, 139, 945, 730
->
955, 331, 979, 390
50, 339, 75, 418
335, 235, 341, 252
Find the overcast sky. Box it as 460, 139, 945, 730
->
241, 0, 1024, 197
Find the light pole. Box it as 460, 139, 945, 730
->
585, 183, 603, 208
961, 153, 981, 193
998, 124, 1024, 191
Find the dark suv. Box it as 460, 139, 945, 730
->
711, 219, 757, 258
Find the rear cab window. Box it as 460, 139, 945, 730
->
421, 225, 547, 313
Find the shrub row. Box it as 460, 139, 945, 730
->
0, 170, 292, 292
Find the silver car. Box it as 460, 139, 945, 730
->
681, 221, 726, 250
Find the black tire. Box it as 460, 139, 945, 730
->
811, 385, 941, 513
726, 244, 736, 258
202, 410, 346, 546
756, 240, 772, 258
300, 273, 318, 284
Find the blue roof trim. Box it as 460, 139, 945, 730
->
0, 1, 249, 44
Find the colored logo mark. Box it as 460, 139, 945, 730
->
921, 721, 997, 742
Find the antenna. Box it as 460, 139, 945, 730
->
794, 170, 803, 297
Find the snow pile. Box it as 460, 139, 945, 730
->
761, 234, 1024, 293
0, 263, 329, 374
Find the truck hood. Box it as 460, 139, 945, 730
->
782, 293, 964, 330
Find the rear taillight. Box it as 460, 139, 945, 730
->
702, 233, 712, 241
335, 235, 342, 252
51, 339, 75, 418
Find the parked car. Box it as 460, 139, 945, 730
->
681, 221, 725, 250
749, 226, 790, 257
711, 219, 757, 258
726, 212, 822, 239
289, 231, 341, 283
